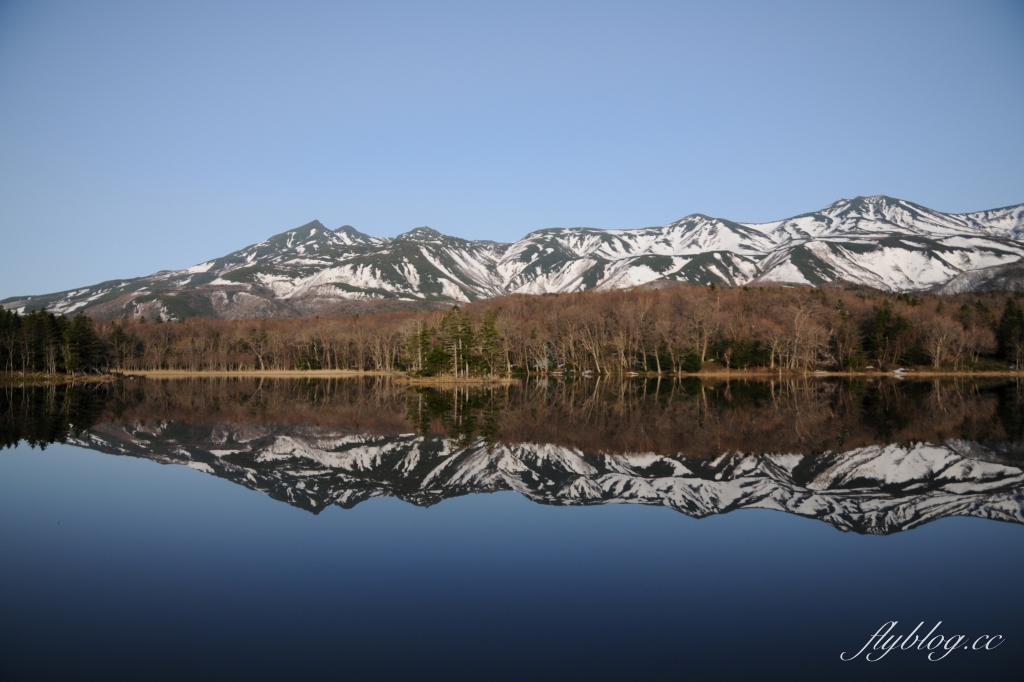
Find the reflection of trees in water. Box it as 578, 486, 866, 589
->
992, 377, 1024, 442
0, 383, 108, 449
106, 377, 412, 434
413, 377, 1023, 458
407, 386, 505, 449
2, 377, 1024, 458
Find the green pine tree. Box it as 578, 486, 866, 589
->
477, 308, 501, 375
63, 314, 102, 374
996, 299, 1024, 364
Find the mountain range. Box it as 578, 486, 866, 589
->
5, 195, 1024, 319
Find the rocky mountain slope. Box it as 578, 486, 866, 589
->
5, 195, 1024, 319
73, 420, 1024, 535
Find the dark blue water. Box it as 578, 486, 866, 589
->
1, 442, 1021, 681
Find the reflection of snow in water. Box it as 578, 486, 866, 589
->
73, 424, 1024, 536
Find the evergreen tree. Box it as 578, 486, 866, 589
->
63, 313, 102, 374
680, 352, 702, 373
0, 308, 21, 373
405, 321, 434, 375
108, 324, 132, 369
866, 302, 910, 367
477, 308, 501, 375
437, 306, 476, 376
996, 299, 1024, 364
456, 308, 476, 374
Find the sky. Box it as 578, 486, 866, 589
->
1, 0, 1023, 299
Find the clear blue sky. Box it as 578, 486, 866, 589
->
1, 0, 1022, 299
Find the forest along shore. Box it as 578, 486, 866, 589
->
7, 369, 1024, 389
5, 284, 1024, 379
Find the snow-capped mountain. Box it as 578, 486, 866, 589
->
5, 195, 1024, 319
72, 421, 1024, 535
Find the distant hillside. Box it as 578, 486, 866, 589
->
4, 195, 1023, 320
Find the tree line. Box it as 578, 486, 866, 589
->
5, 284, 1024, 375
0, 308, 103, 375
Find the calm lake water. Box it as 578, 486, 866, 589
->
2, 378, 1022, 680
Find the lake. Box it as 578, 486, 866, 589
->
1, 377, 1022, 680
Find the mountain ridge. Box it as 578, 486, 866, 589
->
5, 195, 1024, 320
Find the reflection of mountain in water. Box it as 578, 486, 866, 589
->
71, 420, 1024, 535
5, 377, 1024, 534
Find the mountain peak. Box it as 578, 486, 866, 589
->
333, 224, 374, 245
666, 213, 716, 225
395, 226, 443, 241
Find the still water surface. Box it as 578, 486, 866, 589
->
1, 378, 1022, 680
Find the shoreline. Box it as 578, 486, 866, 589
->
398, 376, 520, 386
0, 373, 121, 386
117, 369, 394, 379
2, 368, 1022, 385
